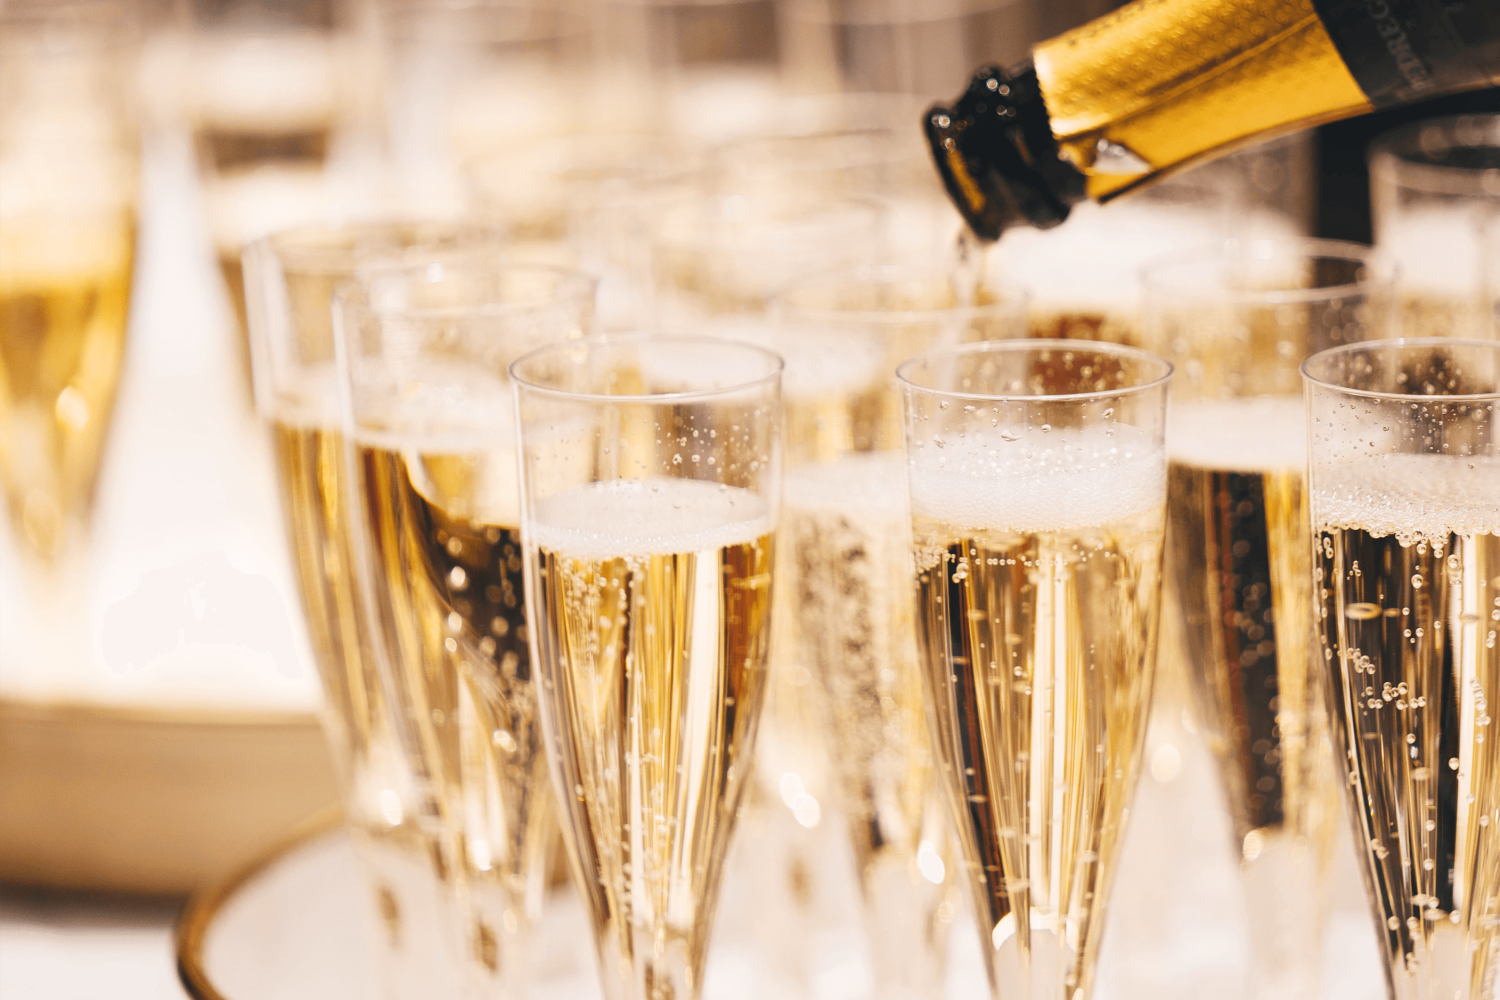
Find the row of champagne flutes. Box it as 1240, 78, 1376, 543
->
242, 213, 1500, 1000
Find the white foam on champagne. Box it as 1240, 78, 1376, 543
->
911, 425, 1165, 533
1169, 396, 1306, 472
1316, 453, 1500, 543
532, 478, 773, 557
350, 361, 514, 449
271, 363, 341, 429
348, 363, 521, 526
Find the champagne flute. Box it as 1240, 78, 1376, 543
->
337, 259, 596, 999
1304, 338, 1500, 1000
778, 0, 1031, 98
1141, 238, 1394, 1000
511, 335, 783, 1000
769, 264, 1026, 1000
1369, 116, 1500, 341
0, 0, 140, 681
186, 0, 373, 396
242, 221, 505, 996
897, 339, 1171, 999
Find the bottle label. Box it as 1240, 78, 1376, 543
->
1311, 0, 1500, 106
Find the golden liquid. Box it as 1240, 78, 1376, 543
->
0, 218, 134, 564
1317, 523, 1500, 998
528, 481, 774, 1000
1026, 308, 1141, 347
1398, 292, 1488, 341
219, 250, 254, 401
1168, 461, 1322, 847
783, 455, 949, 988
359, 439, 553, 965
270, 413, 410, 823
912, 506, 1163, 998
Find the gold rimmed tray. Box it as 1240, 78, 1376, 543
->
173, 809, 596, 1000
169, 722, 1389, 1000
0, 697, 338, 894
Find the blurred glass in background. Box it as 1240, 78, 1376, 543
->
381, 1, 588, 202
989, 136, 1313, 349
1369, 114, 1500, 341
242, 223, 520, 999
465, 132, 708, 329
779, 0, 1031, 98
0, 0, 141, 684
590, 0, 781, 140
188, 0, 378, 393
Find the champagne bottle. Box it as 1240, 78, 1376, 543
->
929, 0, 1500, 240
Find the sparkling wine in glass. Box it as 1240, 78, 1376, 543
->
1305, 338, 1500, 1000
337, 259, 595, 998
1142, 237, 1395, 1000
770, 263, 1025, 1000
898, 339, 1171, 999
512, 335, 783, 1000
243, 222, 506, 996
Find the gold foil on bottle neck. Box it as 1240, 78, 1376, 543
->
1033, 0, 1370, 200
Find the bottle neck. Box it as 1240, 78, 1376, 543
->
923, 64, 1086, 241
926, 0, 1500, 242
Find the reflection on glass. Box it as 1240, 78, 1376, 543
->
1370, 116, 1500, 342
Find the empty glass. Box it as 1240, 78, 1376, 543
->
1370, 115, 1500, 340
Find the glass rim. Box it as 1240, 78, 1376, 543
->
771, 262, 1028, 326
895, 338, 1174, 403
1139, 237, 1393, 305
342, 259, 598, 320
1301, 336, 1500, 402
1368, 115, 1500, 196
248, 219, 506, 277
510, 333, 784, 403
